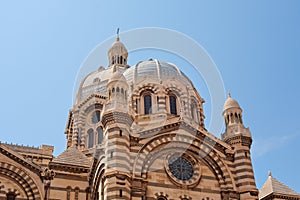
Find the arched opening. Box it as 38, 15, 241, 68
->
133, 135, 230, 198
227, 115, 230, 125
120, 56, 123, 64
169, 95, 177, 115
191, 99, 198, 122
74, 187, 80, 200
234, 113, 238, 123
97, 127, 103, 144
0, 164, 42, 200
78, 128, 81, 144
66, 186, 71, 200
88, 129, 94, 148
144, 94, 152, 114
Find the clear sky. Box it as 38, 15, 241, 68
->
0, 0, 299, 192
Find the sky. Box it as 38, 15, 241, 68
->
0, 0, 299, 192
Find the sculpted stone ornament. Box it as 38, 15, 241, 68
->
41, 168, 55, 200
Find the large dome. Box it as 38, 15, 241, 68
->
76, 59, 196, 103
123, 59, 193, 87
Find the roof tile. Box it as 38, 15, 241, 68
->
51, 146, 91, 168
259, 172, 300, 199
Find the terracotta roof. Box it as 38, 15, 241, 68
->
51, 146, 91, 168
259, 172, 300, 199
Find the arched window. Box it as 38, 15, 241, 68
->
74, 187, 79, 200
144, 94, 152, 114
97, 127, 103, 144
191, 104, 195, 119
66, 186, 72, 200
88, 129, 94, 148
169, 95, 177, 115
120, 56, 123, 64
191, 100, 198, 122
116, 87, 120, 93
78, 128, 81, 143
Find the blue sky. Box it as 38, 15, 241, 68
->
0, 0, 299, 192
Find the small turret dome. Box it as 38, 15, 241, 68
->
223, 93, 241, 112
108, 67, 127, 84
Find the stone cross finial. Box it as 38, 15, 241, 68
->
228, 92, 231, 98
42, 168, 55, 200
268, 170, 272, 177
116, 28, 120, 41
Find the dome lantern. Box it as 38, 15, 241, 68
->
223, 92, 243, 127
108, 29, 128, 67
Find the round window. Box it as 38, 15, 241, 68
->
168, 156, 194, 181
165, 153, 201, 187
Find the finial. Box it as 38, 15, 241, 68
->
228, 92, 231, 98
268, 170, 272, 177
116, 28, 120, 41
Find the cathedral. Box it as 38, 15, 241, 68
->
0, 35, 299, 200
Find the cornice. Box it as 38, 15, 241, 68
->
49, 162, 90, 173
0, 143, 42, 174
